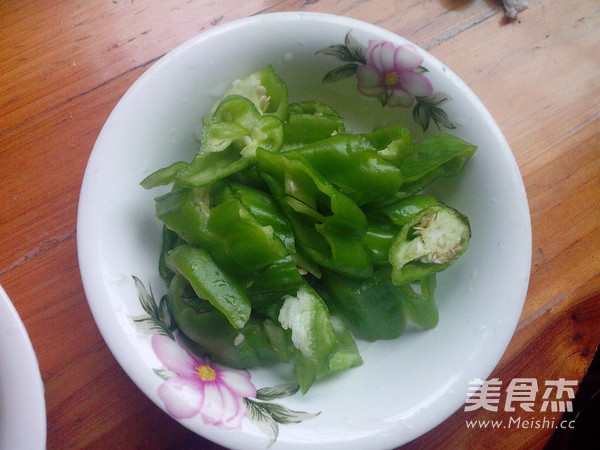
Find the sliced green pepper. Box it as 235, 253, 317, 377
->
256, 148, 373, 278
154, 187, 213, 247
207, 198, 288, 274
283, 101, 346, 147
277, 286, 343, 393
294, 134, 404, 205
398, 274, 438, 329
379, 194, 439, 226
323, 268, 407, 341
166, 244, 251, 329
328, 314, 363, 373
227, 166, 270, 192
218, 65, 289, 120
263, 318, 294, 363
364, 125, 414, 164
323, 269, 439, 340
140, 161, 188, 189
398, 132, 477, 196
167, 274, 292, 368
157, 181, 292, 276
228, 182, 295, 254
166, 274, 258, 367
364, 221, 399, 266
288, 101, 342, 117
244, 255, 305, 309
158, 225, 182, 283
389, 204, 471, 285
175, 96, 284, 187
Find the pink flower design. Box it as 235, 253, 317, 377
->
356, 40, 433, 108
151, 334, 256, 428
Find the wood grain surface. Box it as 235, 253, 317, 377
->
1, 1, 598, 448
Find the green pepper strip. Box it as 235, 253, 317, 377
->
323, 268, 407, 341
256, 148, 373, 278
166, 244, 251, 329
166, 274, 259, 368
158, 225, 182, 283
228, 181, 296, 254
278, 285, 350, 394
175, 96, 284, 187
294, 134, 404, 205
364, 221, 398, 266
379, 194, 439, 226
214, 183, 306, 308
167, 274, 292, 368
154, 187, 213, 247
283, 101, 346, 147
398, 274, 438, 329
398, 132, 477, 196
244, 255, 305, 309
323, 269, 439, 340
219, 65, 289, 120
287, 100, 342, 117
140, 161, 188, 189
156, 180, 293, 275
328, 314, 363, 373
207, 197, 288, 274
364, 125, 415, 165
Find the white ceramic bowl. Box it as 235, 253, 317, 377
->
78, 12, 531, 450
0, 285, 46, 450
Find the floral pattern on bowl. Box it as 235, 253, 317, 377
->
132, 276, 318, 445
319, 32, 455, 131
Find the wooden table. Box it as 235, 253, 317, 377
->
1, 1, 598, 448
